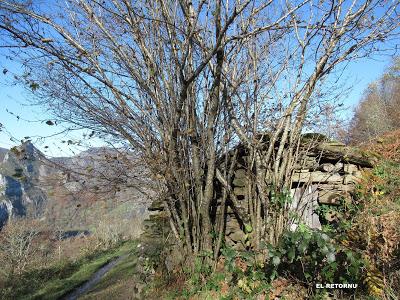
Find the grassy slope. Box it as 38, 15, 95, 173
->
7, 241, 137, 300
79, 252, 140, 300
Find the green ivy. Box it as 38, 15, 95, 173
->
270, 189, 293, 210
266, 225, 365, 290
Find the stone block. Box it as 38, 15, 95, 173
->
327, 141, 346, 147
233, 177, 247, 187
294, 156, 319, 170
319, 162, 343, 172
228, 230, 246, 242
335, 162, 344, 171
311, 171, 342, 183
226, 206, 234, 214
318, 190, 351, 205
233, 187, 246, 196
292, 171, 342, 183
344, 164, 358, 174
226, 218, 241, 235
225, 236, 236, 247
292, 172, 311, 182
318, 184, 353, 192
233, 169, 248, 187
234, 169, 247, 178
319, 163, 335, 172
343, 174, 360, 184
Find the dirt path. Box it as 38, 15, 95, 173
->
61, 254, 129, 300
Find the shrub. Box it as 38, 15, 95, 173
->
344, 161, 400, 298
0, 219, 41, 277
266, 224, 365, 292
92, 215, 142, 249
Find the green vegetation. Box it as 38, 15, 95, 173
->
150, 227, 365, 299
348, 160, 400, 298
267, 224, 364, 285
80, 252, 140, 300
0, 240, 137, 300
2, 148, 399, 300
143, 151, 400, 299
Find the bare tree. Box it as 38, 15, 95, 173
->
0, 219, 40, 277
0, 0, 398, 264
350, 57, 400, 143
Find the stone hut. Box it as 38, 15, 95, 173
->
222, 135, 377, 249
145, 134, 377, 251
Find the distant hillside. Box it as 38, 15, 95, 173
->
0, 142, 152, 230
43, 147, 152, 231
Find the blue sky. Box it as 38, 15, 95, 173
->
1, 0, 398, 156
0, 54, 393, 156
0, 58, 97, 157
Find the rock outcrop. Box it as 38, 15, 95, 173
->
0, 142, 48, 226
0, 147, 7, 162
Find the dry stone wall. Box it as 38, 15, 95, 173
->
146, 138, 377, 252
224, 140, 376, 249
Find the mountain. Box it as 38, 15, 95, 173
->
0, 142, 152, 230
42, 146, 152, 230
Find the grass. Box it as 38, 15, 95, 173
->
79, 252, 140, 300
2, 240, 137, 300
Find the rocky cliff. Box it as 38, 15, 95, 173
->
0, 142, 48, 226
0, 147, 7, 161
0, 142, 152, 230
